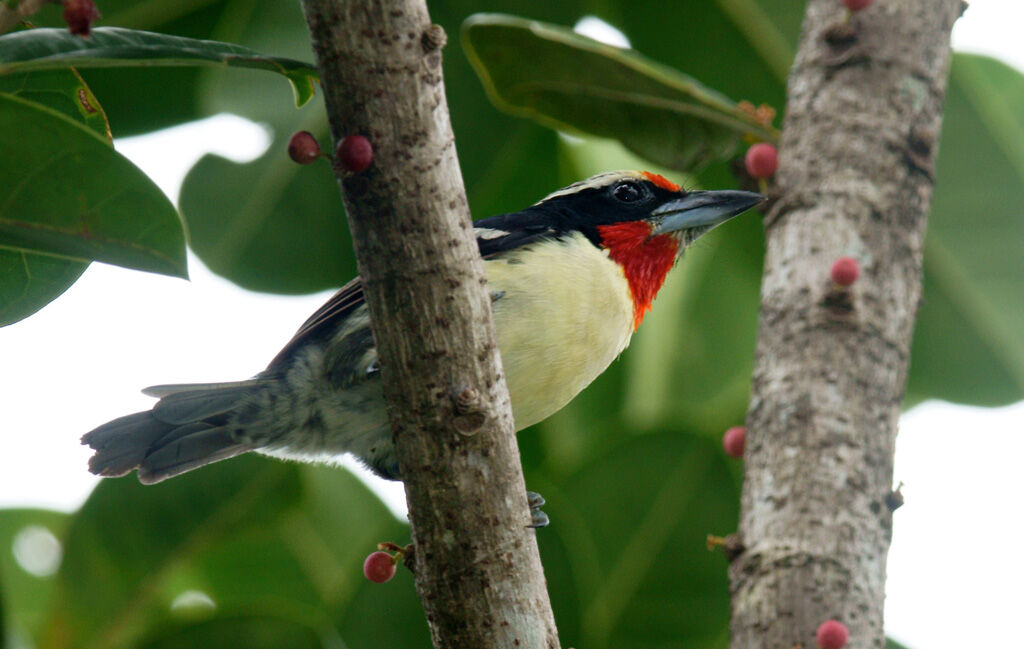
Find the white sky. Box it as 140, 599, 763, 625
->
2, 2, 1023, 648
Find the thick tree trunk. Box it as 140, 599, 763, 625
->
299, 2, 560, 648
730, 2, 960, 648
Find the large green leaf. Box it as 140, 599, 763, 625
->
179, 125, 356, 294
0, 68, 104, 324
907, 53, 1024, 405
27, 0, 248, 135
0, 251, 87, 326
175, 2, 353, 293
163, 465, 428, 649
40, 456, 302, 649
530, 432, 739, 649
0, 92, 185, 325
462, 14, 777, 172
178, 0, 567, 293
0, 509, 69, 643
0, 27, 317, 107
25, 457, 427, 649
134, 615, 330, 649
0, 69, 111, 139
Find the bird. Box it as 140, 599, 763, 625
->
82, 171, 761, 494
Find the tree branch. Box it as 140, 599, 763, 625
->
730, 1, 961, 647
298, 2, 560, 648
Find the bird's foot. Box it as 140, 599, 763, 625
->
526, 490, 549, 528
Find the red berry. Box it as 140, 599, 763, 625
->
744, 142, 778, 179
842, 0, 872, 11
63, 0, 100, 37
722, 426, 746, 458
830, 256, 860, 286
363, 551, 396, 583
338, 135, 373, 173
287, 131, 321, 165
816, 620, 849, 649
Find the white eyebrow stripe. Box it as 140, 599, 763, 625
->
538, 170, 647, 203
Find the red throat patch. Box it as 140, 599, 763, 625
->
596, 221, 679, 330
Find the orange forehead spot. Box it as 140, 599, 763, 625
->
641, 172, 681, 192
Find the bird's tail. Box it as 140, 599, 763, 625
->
82, 380, 263, 484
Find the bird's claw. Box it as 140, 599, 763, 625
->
526, 490, 549, 528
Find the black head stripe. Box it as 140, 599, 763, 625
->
474, 176, 686, 254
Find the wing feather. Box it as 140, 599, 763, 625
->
263, 221, 558, 371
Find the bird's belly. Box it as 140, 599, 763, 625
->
486, 237, 635, 430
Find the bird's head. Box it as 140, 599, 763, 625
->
534, 170, 763, 328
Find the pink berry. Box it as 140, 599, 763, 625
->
363, 551, 396, 583
816, 620, 849, 649
63, 0, 100, 37
722, 426, 746, 458
338, 135, 373, 173
744, 143, 778, 179
842, 0, 872, 11
830, 256, 860, 286
287, 131, 321, 165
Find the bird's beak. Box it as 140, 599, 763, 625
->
650, 190, 764, 235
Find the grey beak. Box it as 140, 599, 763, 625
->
651, 190, 764, 235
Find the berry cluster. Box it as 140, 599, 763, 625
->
287, 132, 374, 173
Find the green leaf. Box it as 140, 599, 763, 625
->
531, 432, 738, 649
0, 68, 105, 325
134, 615, 330, 649
188, 466, 408, 614
0, 69, 112, 140
906, 53, 1024, 406
0, 27, 318, 107
41, 456, 302, 649
179, 126, 356, 294
194, 0, 322, 126
27, 0, 247, 135
179, 1, 566, 294
462, 13, 777, 172
0, 93, 185, 276
0, 509, 69, 643
0, 250, 87, 326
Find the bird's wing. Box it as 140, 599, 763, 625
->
264, 220, 560, 372
265, 276, 366, 372
474, 211, 561, 258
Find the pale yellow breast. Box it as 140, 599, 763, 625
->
485, 233, 636, 430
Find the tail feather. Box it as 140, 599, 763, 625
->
82, 381, 259, 483
137, 424, 247, 484
143, 379, 264, 398
151, 384, 258, 425
82, 412, 174, 478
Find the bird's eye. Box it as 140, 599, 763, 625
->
612, 181, 642, 203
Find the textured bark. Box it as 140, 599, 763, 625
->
730, 2, 960, 649
299, 2, 560, 648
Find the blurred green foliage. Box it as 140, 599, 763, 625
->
2, 0, 1023, 647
